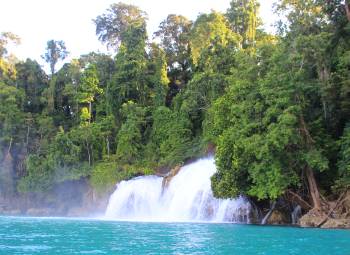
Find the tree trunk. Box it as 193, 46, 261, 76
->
345, 1, 350, 22
86, 140, 91, 166
90, 144, 93, 165
89, 102, 92, 124
305, 166, 322, 210
106, 137, 110, 157
6, 137, 13, 160
26, 124, 30, 151
285, 190, 312, 211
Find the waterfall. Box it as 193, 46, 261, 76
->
291, 205, 302, 224
105, 158, 251, 223
261, 201, 277, 225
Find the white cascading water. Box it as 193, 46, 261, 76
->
105, 158, 251, 223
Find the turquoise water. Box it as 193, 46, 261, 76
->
0, 216, 349, 254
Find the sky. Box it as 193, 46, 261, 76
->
0, 0, 277, 70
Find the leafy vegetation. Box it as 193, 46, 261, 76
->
0, 0, 350, 212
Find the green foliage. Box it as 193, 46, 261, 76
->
154, 14, 192, 68
90, 159, 154, 194
147, 43, 169, 107
0, 32, 20, 58
106, 25, 149, 113
116, 102, 145, 163
146, 106, 193, 167
204, 39, 333, 200
190, 11, 241, 65
78, 64, 102, 105
154, 14, 192, 93
2, 0, 350, 205
0, 82, 25, 146
94, 2, 147, 50
42, 40, 69, 75
205, 52, 302, 199
335, 126, 350, 190
15, 59, 48, 113
18, 154, 55, 193
226, 0, 261, 47
77, 64, 102, 124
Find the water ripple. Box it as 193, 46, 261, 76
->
0, 216, 349, 255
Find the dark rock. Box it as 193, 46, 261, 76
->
267, 210, 290, 225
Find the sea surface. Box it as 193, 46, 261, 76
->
0, 216, 349, 255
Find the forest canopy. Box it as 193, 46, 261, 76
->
0, 0, 350, 212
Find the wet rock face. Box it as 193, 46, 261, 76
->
161, 165, 182, 190
267, 210, 290, 225
26, 208, 55, 217
256, 198, 294, 225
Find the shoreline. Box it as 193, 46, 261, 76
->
1, 212, 349, 230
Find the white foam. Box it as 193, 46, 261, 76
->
105, 158, 251, 223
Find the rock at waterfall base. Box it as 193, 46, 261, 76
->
162, 165, 182, 189
267, 210, 290, 225
321, 219, 350, 229
299, 209, 350, 229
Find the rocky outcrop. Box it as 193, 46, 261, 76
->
161, 165, 182, 190
300, 211, 350, 229
299, 192, 350, 229
299, 209, 325, 227
267, 210, 290, 225
321, 219, 350, 229
0, 178, 112, 218
0, 207, 21, 216
336, 190, 350, 219
258, 198, 296, 225
66, 207, 91, 217
26, 208, 55, 217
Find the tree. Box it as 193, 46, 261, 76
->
77, 64, 102, 124
0, 32, 20, 84
79, 53, 115, 118
147, 43, 169, 107
116, 101, 145, 163
190, 11, 241, 65
204, 30, 334, 210
205, 47, 296, 200
94, 2, 148, 51
147, 106, 193, 166
79, 52, 115, 90
0, 32, 20, 58
336, 125, 350, 190
318, 0, 350, 23
51, 60, 83, 126
154, 14, 192, 92
226, 0, 261, 47
42, 40, 69, 75
17, 154, 55, 193
16, 59, 48, 113
173, 37, 237, 138
95, 3, 150, 114
0, 82, 25, 197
